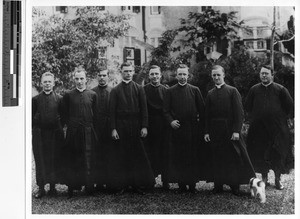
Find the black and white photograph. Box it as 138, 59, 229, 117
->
0, 0, 298, 218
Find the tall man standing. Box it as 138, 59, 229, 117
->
164, 64, 205, 193
144, 65, 169, 189
63, 66, 98, 197
32, 72, 64, 198
92, 68, 112, 191
204, 65, 255, 195
109, 62, 155, 194
245, 65, 294, 190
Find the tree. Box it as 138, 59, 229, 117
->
143, 9, 246, 88
32, 6, 131, 91
177, 8, 245, 62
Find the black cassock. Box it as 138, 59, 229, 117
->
144, 83, 168, 179
109, 81, 155, 188
205, 84, 255, 185
245, 82, 294, 174
92, 85, 112, 186
163, 83, 205, 185
32, 92, 64, 187
62, 89, 98, 189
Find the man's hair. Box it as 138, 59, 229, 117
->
261, 65, 273, 75
177, 64, 189, 72
149, 65, 161, 72
41, 72, 54, 81
99, 66, 109, 75
120, 62, 132, 70
212, 65, 225, 73
73, 66, 87, 76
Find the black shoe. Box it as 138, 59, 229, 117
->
85, 185, 95, 195
48, 184, 57, 196
116, 188, 125, 195
162, 183, 170, 191
133, 187, 146, 195
48, 188, 57, 196
34, 189, 45, 199
176, 184, 188, 193
67, 187, 73, 198
95, 184, 106, 192
230, 185, 240, 196
188, 184, 198, 194
212, 185, 223, 194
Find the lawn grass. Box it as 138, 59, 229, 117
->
32, 159, 294, 214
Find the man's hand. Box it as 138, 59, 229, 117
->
141, 127, 148, 138
231, 132, 239, 141
204, 134, 210, 142
112, 129, 120, 140
170, 120, 180, 129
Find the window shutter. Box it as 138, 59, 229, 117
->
133, 6, 140, 13
134, 49, 141, 66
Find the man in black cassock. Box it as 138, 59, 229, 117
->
32, 72, 64, 198
91, 68, 112, 192
143, 65, 169, 190
63, 67, 98, 197
163, 64, 205, 193
204, 65, 255, 195
109, 62, 155, 194
245, 65, 294, 190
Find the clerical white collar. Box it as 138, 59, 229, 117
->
215, 83, 225, 89
76, 87, 86, 92
262, 82, 273, 87
178, 82, 187, 86
99, 83, 108, 87
122, 80, 132, 84
150, 82, 160, 87
43, 90, 52, 95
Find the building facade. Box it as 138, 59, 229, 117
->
35, 6, 294, 67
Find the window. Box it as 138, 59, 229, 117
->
150, 6, 161, 15
150, 38, 156, 46
133, 6, 140, 13
55, 6, 68, 13
244, 40, 266, 50
201, 6, 212, 12
257, 40, 265, 50
125, 47, 135, 59
245, 41, 254, 49
121, 6, 140, 13
98, 47, 107, 59
121, 6, 132, 12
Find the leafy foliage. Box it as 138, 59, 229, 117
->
177, 9, 244, 58
32, 7, 131, 91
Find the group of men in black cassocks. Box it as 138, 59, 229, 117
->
32, 62, 294, 198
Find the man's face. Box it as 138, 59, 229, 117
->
176, 68, 189, 84
41, 75, 54, 92
121, 65, 134, 81
97, 70, 109, 86
149, 69, 161, 85
74, 71, 87, 89
260, 69, 273, 84
211, 68, 225, 85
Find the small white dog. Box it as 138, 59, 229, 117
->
249, 177, 266, 203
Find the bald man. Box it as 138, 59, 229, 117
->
32, 72, 64, 198
245, 65, 294, 190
